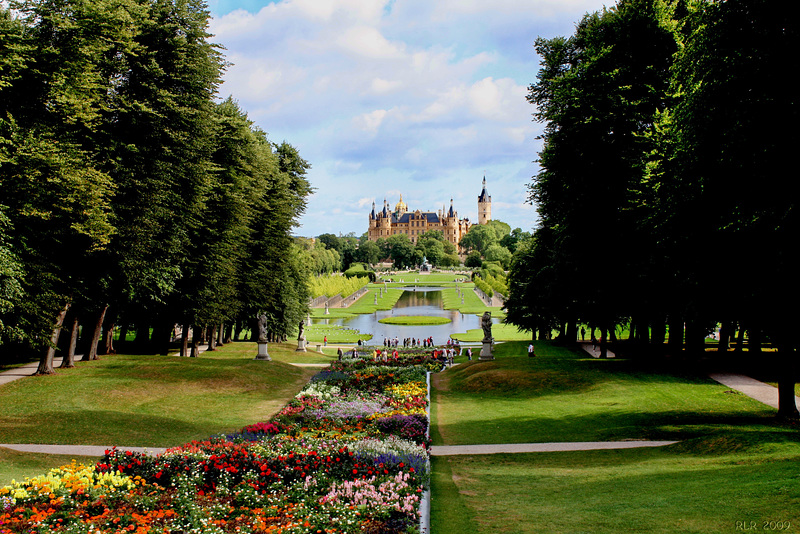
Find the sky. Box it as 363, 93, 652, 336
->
205, 0, 612, 238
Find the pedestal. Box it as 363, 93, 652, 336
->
479, 339, 494, 360
296, 338, 307, 352
255, 341, 271, 361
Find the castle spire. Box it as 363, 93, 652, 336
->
478, 175, 491, 224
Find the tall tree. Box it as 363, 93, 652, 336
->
518, 0, 679, 346
101, 0, 223, 352
660, 0, 799, 415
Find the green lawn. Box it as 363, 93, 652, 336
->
451, 323, 531, 342
0, 448, 99, 486
0, 342, 318, 449
0, 341, 323, 485
430, 341, 800, 533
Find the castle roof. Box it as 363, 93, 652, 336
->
478, 176, 491, 203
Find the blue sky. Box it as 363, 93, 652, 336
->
205, 0, 611, 238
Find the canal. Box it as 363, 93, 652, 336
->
312, 287, 499, 346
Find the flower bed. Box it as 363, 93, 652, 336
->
0, 351, 444, 534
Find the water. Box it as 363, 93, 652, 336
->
313, 287, 497, 346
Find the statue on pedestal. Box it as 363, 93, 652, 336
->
258, 313, 268, 343
296, 320, 307, 352
481, 311, 492, 342
255, 313, 271, 360
479, 311, 494, 360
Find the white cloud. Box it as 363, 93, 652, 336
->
353, 109, 389, 134
336, 26, 405, 59
209, 0, 610, 236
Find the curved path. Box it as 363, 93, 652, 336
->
431, 440, 678, 456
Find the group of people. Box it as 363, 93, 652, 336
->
336, 341, 474, 363
403, 337, 437, 348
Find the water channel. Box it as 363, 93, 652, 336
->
312, 287, 499, 346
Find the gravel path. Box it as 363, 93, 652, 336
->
431, 441, 679, 456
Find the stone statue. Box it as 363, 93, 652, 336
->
258, 314, 268, 342
298, 320, 305, 341
481, 311, 492, 342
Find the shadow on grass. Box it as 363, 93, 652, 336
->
432, 407, 778, 445
442, 342, 723, 400
0, 409, 222, 448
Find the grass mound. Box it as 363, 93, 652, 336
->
379, 315, 451, 325
445, 347, 594, 397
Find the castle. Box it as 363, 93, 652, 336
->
367, 177, 492, 249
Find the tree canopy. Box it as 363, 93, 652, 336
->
0, 0, 313, 365
508, 0, 799, 416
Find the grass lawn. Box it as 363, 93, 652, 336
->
451, 323, 531, 342
0, 342, 318, 449
430, 341, 800, 533
0, 448, 99, 486
0, 341, 324, 485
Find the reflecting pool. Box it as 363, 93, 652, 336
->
312, 287, 498, 345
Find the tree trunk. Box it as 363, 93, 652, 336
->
775, 340, 799, 419
83, 305, 108, 361
651, 318, 666, 346
538, 325, 549, 340
217, 323, 225, 346
748, 326, 762, 354
233, 321, 242, 341
599, 326, 608, 358
225, 323, 233, 343
190, 325, 202, 357
60, 315, 79, 369
103, 322, 115, 355
150, 322, 172, 355
180, 323, 190, 357
36, 303, 70, 375
734, 323, 745, 352
134, 322, 150, 351
667, 314, 683, 355
718, 320, 733, 352
118, 322, 129, 349
684, 320, 705, 358
207, 325, 217, 351
638, 321, 650, 345
565, 320, 578, 343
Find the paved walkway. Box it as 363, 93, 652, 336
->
431, 441, 678, 456
580, 342, 616, 358
709, 373, 800, 410
0, 444, 167, 457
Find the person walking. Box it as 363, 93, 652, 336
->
528, 343, 536, 357
467, 347, 472, 361
324, 335, 327, 346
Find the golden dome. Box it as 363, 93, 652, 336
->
394, 194, 408, 214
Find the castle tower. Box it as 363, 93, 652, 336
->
478, 176, 492, 225
394, 194, 408, 216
